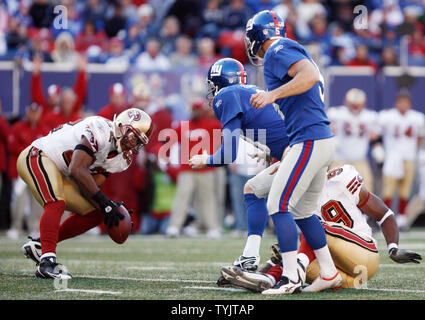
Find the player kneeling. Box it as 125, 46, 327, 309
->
19, 108, 152, 279
220, 165, 421, 293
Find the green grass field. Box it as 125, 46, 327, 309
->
1, 229, 425, 300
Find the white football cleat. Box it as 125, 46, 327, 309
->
21, 236, 42, 265
262, 271, 303, 295
220, 265, 274, 292
233, 255, 260, 271
302, 272, 343, 292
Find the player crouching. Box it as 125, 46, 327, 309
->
19, 108, 152, 279
220, 165, 422, 293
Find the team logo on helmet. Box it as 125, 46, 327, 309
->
127, 109, 141, 121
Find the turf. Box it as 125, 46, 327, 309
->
1, 229, 425, 300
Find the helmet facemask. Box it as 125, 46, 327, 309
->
113, 115, 150, 154
244, 35, 264, 67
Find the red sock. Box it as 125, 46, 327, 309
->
58, 210, 104, 242
398, 198, 408, 215
40, 200, 66, 255
298, 233, 316, 262
266, 265, 283, 283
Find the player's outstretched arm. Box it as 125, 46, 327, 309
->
250, 59, 320, 109
358, 186, 422, 264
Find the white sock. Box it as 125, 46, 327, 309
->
281, 250, 298, 282
242, 235, 262, 257
297, 253, 310, 270
40, 252, 56, 261
313, 245, 338, 279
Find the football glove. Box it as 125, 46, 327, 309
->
92, 191, 124, 228
389, 247, 422, 264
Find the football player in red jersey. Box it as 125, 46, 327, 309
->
220, 165, 421, 292
19, 108, 153, 279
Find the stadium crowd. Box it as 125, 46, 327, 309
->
1, 0, 425, 240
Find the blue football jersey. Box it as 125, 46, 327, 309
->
212, 84, 288, 160
263, 37, 333, 145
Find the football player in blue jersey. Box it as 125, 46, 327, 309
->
244, 10, 341, 294
188, 57, 289, 273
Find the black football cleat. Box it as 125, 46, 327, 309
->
35, 256, 72, 280
21, 236, 42, 265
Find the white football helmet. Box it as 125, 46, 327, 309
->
113, 108, 153, 153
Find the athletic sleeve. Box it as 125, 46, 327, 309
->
213, 89, 244, 127
269, 40, 308, 80
206, 116, 242, 167
333, 164, 364, 205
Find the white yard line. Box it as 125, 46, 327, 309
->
379, 264, 425, 268
80, 274, 214, 284
56, 288, 122, 295
365, 287, 425, 294
182, 286, 246, 292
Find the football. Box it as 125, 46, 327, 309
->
107, 205, 132, 244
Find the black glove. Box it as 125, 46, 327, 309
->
389, 247, 422, 264
270, 243, 282, 267
92, 191, 124, 228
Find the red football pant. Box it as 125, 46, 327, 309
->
40, 200, 66, 254
58, 210, 104, 242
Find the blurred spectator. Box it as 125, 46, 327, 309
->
201, 0, 224, 39
7, 103, 47, 239
75, 20, 107, 54
122, 21, 146, 59
98, 83, 128, 120
305, 15, 331, 54
51, 32, 80, 66
136, 3, 159, 38
169, 35, 197, 67
408, 29, 425, 58
81, 0, 107, 31
29, 0, 54, 29
6, 16, 28, 55
0, 100, 10, 230
197, 37, 222, 67
104, 3, 127, 38
378, 90, 425, 230
99, 37, 131, 68
166, 99, 222, 238
347, 44, 379, 71
17, 30, 53, 63
380, 46, 399, 67
135, 38, 170, 71
166, 0, 203, 38
295, 0, 327, 40
35, 56, 87, 130
222, 0, 253, 31
369, 0, 404, 35
159, 16, 180, 56
327, 88, 379, 192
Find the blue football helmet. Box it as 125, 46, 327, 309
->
206, 58, 247, 103
245, 10, 286, 66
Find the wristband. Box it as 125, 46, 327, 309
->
388, 243, 398, 254
377, 209, 394, 226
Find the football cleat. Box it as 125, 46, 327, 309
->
21, 236, 42, 265
302, 272, 342, 292
262, 270, 303, 295
221, 265, 274, 293
233, 255, 260, 271
35, 256, 72, 280
217, 275, 233, 288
